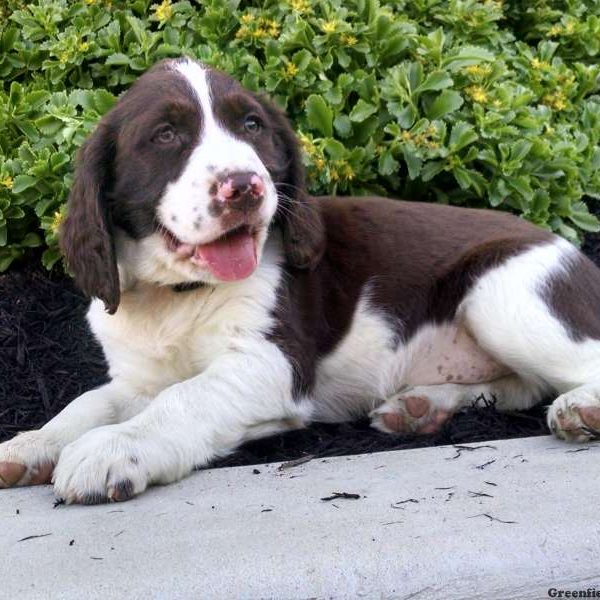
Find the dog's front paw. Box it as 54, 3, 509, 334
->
0, 431, 59, 488
52, 427, 149, 504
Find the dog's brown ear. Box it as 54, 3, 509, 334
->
263, 101, 325, 269
59, 121, 120, 314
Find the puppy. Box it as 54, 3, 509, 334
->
1, 58, 599, 504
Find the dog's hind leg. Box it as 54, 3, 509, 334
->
370, 374, 543, 434
460, 238, 600, 442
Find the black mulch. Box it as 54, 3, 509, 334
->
2, 218, 600, 468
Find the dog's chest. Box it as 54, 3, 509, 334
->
87, 276, 280, 396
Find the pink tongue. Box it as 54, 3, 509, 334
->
194, 229, 257, 281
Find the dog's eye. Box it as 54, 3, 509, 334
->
244, 116, 262, 134
154, 125, 177, 145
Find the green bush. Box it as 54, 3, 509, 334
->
0, 0, 599, 272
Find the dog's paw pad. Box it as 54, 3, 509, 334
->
404, 395, 429, 418
0, 462, 27, 487
548, 389, 600, 442
0, 431, 58, 487
371, 395, 452, 435
578, 406, 600, 431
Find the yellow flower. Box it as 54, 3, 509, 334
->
251, 27, 267, 39
289, 0, 311, 14
85, 0, 97, 4
531, 58, 550, 70
547, 24, 562, 37
342, 163, 355, 180
492, 99, 502, 109
400, 130, 413, 142
58, 51, 71, 64
466, 85, 488, 103
1, 176, 13, 189
267, 20, 280, 37
330, 167, 339, 181
51, 210, 64, 234
314, 157, 326, 171
557, 73, 575, 85
340, 34, 357, 46
235, 26, 250, 39
282, 62, 298, 80
321, 20, 337, 34
153, 0, 173, 24
78, 41, 90, 52
240, 14, 255, 24
565, 22, 575, 34
543, 91, 567, 111
464, 64, 492, 77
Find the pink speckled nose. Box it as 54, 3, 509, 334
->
217, 172, 265, 211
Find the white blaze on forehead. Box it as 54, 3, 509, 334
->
157, 59, 277, 245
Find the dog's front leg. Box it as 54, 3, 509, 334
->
52, 343, 306, 504
0, 381, 152, 488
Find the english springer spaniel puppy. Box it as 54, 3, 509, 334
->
1, 58, 599, 504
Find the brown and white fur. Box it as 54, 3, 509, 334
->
1, 58, 599, 504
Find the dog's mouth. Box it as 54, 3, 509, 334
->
159, 223, 260, 281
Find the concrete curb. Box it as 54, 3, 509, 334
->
1, 435, 598, 599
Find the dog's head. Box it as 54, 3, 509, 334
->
60, 58, 324, 313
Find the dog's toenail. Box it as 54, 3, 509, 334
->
111, 479, 134, 502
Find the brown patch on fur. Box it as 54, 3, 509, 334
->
546, 251, 600, 341
270, 196, 552, 396
60, 60, 201, 313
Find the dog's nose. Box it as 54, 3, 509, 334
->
217, 172, 265, 211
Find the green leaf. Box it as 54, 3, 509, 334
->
510, 140, 533, 162
421, 160, 445, 182
11, 175, 38, 194
349, 100, 377, 123
305, 95, 333, 137
402, 147, 422, 179
378, 150, 399, 176
106, 53, 132, 66
449, 122, 478, 152
443, 46, 495, 71
21, 232, 42, 247
425, 90, 463, 120
42, 246, 63, 270
570, 202, 600, 232
334, 115, 353, 138
93, 90, 117, 115
34, 115, 62, 137
416, 71, 453, 94
396, 105, 417, 129
323, 139, 347, 160
24, 91, 50, 110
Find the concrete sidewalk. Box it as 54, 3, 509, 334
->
1, 435, 598, 599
